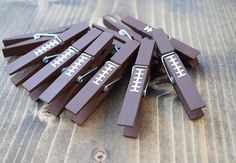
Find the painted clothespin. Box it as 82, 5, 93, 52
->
65, 40, 140, 125
4, 24, 87, 86
118, 38, 155, 138
38, 32, 114, 116
5, 22, 89, 75
21, 28, 102, 95
44, 26, 132, 116
102, 17, 163, 71
152, 28, 205, 119
27, 28, 102, 102
2, 24, 73, 57
121, 16, 200, 68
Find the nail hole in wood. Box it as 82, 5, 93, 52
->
94, 151, 106, 162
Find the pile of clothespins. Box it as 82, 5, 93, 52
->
1, 15, 206, 138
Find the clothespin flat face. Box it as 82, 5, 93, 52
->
65, 40, 140, 125
5, 22, 89, 75
39, 31, 113, 103
118, 39, 155, 127
22, 28, 102, 92
152, 28, 205, 120
121, 16, 199, 65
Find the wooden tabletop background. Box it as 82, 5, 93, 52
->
0, 0, 236, 162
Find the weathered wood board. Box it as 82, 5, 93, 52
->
0, 0, 236, 162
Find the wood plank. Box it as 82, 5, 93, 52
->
0, 0, 236, 162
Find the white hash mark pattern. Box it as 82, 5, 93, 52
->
65, 54, 90, 77
34, 39, 60, 56
130, 68, 145, 92
143, 26, 153, 33
92, 62, 117, 86
50, 48, 76, 68
166, 54, 186, 78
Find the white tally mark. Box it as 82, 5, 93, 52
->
65, 54, 90, 77
50, 48, 76, 68
130, 68, 145, 93
143, 26, 153, 33
34, 38, 60, 56
92, 62, 118, 86
166, 54, 186, 78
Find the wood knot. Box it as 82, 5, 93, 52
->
94, 150, 107, 162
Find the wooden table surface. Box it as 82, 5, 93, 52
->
0, 0, 236, 162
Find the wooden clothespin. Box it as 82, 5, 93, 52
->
38, 31, 114, 116
121, 16, 200, 68
151, 28, 205, 119
22, 28, 102, 100
5, 22, 89, 75
113, 16, 205, 119
2, 24, 74, 57
3, 24, 88, 86
65, 40, 140, 125
44, 25, 131, 116
118, 38, 155, 138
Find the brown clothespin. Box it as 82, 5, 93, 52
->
21, 28, 102, 96
118, 38, 155, 138
4, 24, 88, 86
5, 22, 89, 75
121, 16, 200, 68
38, 32, 113, 115
102, 16, 162, 73
44, 26, 131, 116
151, 28, 205, 119
65, 40, 140, 125
2, 24, 74, 57
27, 28, 102, 102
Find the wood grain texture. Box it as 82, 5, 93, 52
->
0, 0, 236, 162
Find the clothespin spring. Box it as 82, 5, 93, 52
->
103, 77, 121, 92
42, 54, 58, 64
77, 67, 98, 83
33, 33, 58, 40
